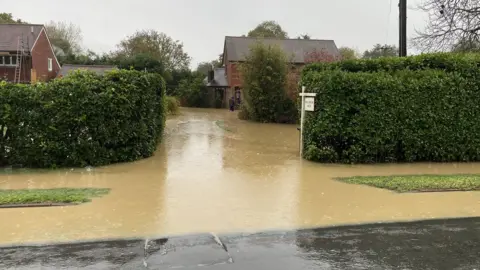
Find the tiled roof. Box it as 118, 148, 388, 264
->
224, 36, 340, 63
0, 24, 44, 52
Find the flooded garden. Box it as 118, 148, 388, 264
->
0, 108, 479, 245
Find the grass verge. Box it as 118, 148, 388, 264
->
0, 188, 110, 206
336, 174, 480, 193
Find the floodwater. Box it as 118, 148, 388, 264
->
0, 108, 479, 245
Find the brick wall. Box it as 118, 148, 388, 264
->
225, 61, 306, 106
31, 29, 60, 81
0, 56, 32, 83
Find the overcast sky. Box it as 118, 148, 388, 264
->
3, 0, 427, 68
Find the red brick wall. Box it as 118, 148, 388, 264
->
225, 61, 306, 106
227, 62, 242, 87
0, 54, 32, 82
31, 29, 60, 81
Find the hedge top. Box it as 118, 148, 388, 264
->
302, 52, 480, 75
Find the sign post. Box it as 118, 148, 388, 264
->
299, 86, 317, 157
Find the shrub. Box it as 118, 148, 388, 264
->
240, 42, 296, 123
0, 69, 166, 168
165, 96, 180, 115
177, 75, 210, 108
301, 65, 480, 163
302, 52, 480, 75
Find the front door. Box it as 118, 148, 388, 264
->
234, 87, 241, 108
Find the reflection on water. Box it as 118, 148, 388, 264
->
0, 108, 479, 245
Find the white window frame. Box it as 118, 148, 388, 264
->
0, 56, 17, 67
48, 58, 53, 72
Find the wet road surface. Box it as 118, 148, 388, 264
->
0, 108, 480, 245
1, 217, 479, 269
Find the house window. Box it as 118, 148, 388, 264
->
0, 56, 17, 66
48, 58, 53, 71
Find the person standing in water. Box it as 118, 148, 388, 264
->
229, 97, 235, 112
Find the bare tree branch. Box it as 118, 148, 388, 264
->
413, 0, 480, 52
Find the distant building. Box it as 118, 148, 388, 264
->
0, 24, 60, 83
204, 67, 228, 108
56, 64, 117, 78
212, 36, 340, 108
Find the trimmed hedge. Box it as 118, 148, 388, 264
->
303, 52, 480, 75
301, 54, 480, 163
0, 69, 166, 168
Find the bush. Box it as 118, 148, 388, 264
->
240, 42, 297, 123
301, 64, 480, 163
177, 75, 210, 108
302, 52, 480, 75
0, 69, 166, 168
165, 96, 180, 115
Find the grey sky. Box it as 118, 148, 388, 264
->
3, 0, 426, 68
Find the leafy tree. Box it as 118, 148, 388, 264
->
59, 50, 111, 65
247, 21, 288, 38
297, 34, 311, 39
45, 21, 83, 56
240, 43, 295, 123
362, 44, 398, 59
177, 72, 210, 107
338, 47, 358, 60
0, 13, 26, 24
305, 49, 340, 63
115, 30, 191, 70
414, 0, 480, 52
452, 38, 480, 53
114, 53, 166, 75
196, 62, 214, 76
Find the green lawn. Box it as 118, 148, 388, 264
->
0, 188, 110, 206
337, 174, 480, 192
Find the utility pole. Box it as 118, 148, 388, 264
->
399, 0, 407, 57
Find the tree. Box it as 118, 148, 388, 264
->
338, 47, 358, 60
247, 21, 288, 38
362, 44, 398, 59
414, 0, 480, 52
0, 13, 26, 24
196, 62, 214, 76
114, 53, 166, 75
452, 38, 480, 53
240, 43, 295, 123
45, 21, 83, 56
115, 30, 190, 70
177, 72, 210, 107
305, 49, 340, 63
297, 34, 311, 39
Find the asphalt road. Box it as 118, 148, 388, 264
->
1, 217, 479, 269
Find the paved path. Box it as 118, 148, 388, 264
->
1, 217, 479, 269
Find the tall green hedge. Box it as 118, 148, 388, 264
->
301, 54, 480, 163
303, 52, 480, 75
0, 69, 166, 168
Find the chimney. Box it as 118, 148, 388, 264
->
208, 70, 214, 82
31, 26, 34, 33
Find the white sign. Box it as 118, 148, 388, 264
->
305, 97, 315, 111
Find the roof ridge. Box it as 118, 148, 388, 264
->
0, 23, 44, 26
225, 36, 334, 42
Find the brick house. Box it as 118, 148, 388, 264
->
216, 36, 340, 108
0, 24, 60, 83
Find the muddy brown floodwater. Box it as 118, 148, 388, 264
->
0, 108, 479, 245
